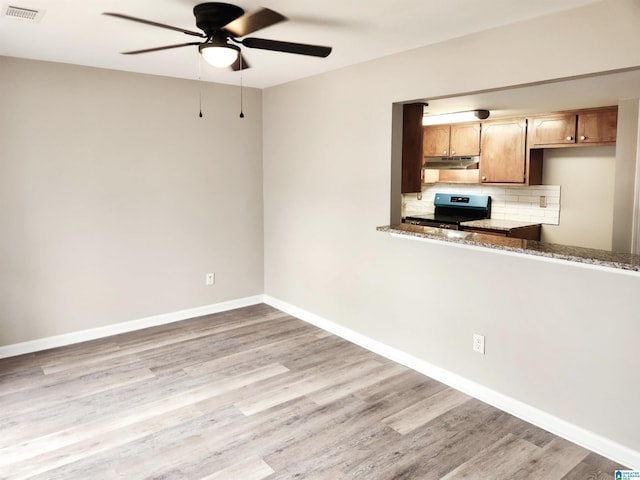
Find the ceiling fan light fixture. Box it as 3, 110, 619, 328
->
105, 3, 333, 74
199, 41, 239, 67
422, 109, 490, 126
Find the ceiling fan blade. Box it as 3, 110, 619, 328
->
121, 42, 202, 55
223, 8, 286, 37
103, 12, 205, 38
241, 38, 332, 57
230, 53, 251, 71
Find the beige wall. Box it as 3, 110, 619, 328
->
264, 0, 640, 460
541, 147, 616, 249
0, 57, 264, 345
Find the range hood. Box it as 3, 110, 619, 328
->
423, 156, 479, 170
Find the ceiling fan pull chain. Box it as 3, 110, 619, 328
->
239, 54, 245, 118
198, 54, 204, 118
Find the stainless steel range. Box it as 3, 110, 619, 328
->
405, 193, 491, 230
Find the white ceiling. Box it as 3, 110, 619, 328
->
0, 0, 601, 89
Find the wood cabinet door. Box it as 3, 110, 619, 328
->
530, 114, 577, 146
577, 107, 618, 144
423, 125, 450, 156
480, 119, 527, 184
401, 104, 424, 193
449, 123, 480, 156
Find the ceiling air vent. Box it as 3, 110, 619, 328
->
4, 5, 45, 22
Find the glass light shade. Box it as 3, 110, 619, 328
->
200, 44, 239, 68
422, 109, 490, 126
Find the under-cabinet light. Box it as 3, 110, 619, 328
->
422, 109, 490, 126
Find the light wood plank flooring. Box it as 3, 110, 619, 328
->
0, 304, 627, 479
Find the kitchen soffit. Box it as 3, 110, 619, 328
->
417, 67, 640, 120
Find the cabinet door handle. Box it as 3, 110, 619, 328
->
451, 150, 456, 155
566, 136, 574, 141
481, 176, 487, 181
443, 150, 447, 155
580, 135, 587, 140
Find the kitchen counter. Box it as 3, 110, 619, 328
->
459, 218, 542, 240
378, 224, 640, 273
460, 219, 541, 231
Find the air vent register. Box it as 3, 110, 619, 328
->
3, 5, 45, 22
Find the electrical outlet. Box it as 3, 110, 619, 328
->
205, 273, 215, 286
539, 195, 547, 208
473, 334, 485, 354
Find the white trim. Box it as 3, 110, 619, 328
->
264, 295, 640, 471
632, 98, 640, 255
0, 295, 264, 360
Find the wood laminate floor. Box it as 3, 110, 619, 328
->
0, 304, 627, 479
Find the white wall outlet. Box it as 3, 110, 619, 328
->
473, 334, 485, 354
205, 273, 215, 286
539, 195, 547, 208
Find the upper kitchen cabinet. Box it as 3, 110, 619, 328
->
529, 106, 618, 148
401, 103, 424, 193
576, 107, 618, 144
423, 125, 449, 156
480, 118, 541, 185
529, 113, 576, 146
423, 123, 480, 157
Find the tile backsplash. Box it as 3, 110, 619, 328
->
403, 184, 561, 225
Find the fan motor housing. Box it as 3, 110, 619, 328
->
193, 2, 244, 35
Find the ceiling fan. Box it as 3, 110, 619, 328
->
103, 2, 333, 70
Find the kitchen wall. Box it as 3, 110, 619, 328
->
542, 146, 616, 249
0, 56, 264, 346
263, 0, 640, 466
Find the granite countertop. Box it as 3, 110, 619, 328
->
378, 224, 640, 273
460, 219, 541, 231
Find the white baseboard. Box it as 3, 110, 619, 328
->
0, 295, 265, 360
264, 295, 640, 471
